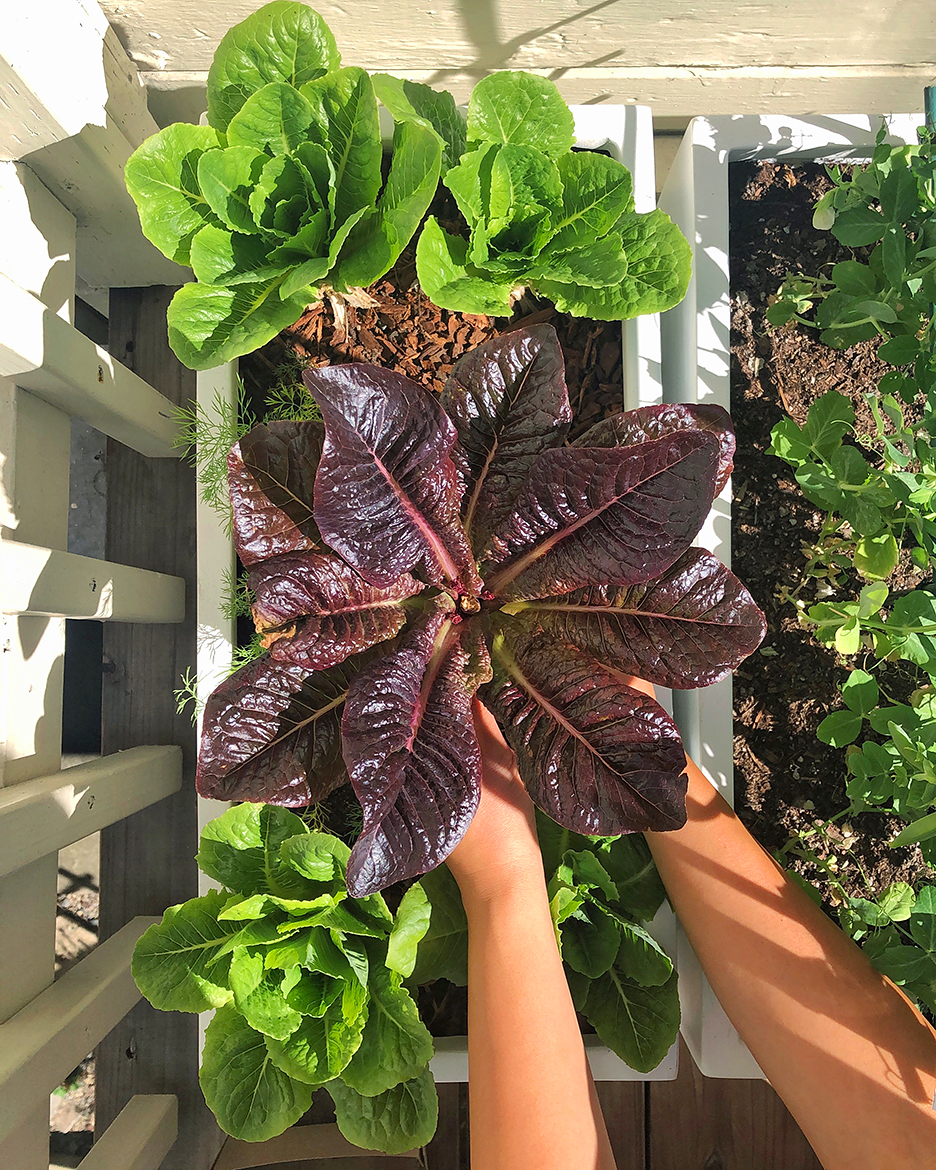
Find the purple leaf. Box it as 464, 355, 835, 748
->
485, 628, 687, 834
483, 431, 720, 601
196, 653, 351, 806
229, 421, 324, 566
249, 551, 424, 671
574, 403, 735, 495
505, 547, 767, 689
302, 363, 481, 595
440, 324, 571, 548
341, 603, 490, 896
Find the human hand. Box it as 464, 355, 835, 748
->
446, 699, 543, 905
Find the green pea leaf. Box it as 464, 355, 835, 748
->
834, 616, 861, 656
329, 1069, 439, 1155
890, 811, 936, 848
831, 206, 887, 246
802, 390, 855, 457
386, 883, 432, 978
200, 1005, 313, 1141
878, 335, 921, 365
840, 669, 880, 716
831, 259, 877, 297
853, 532, 899, 580
817, 708, 864, 747
879, 881, 915, 922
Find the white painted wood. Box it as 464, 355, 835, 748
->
145, 64, 936, 127
195, 364, 237, 891
658, 111, 924, 1079
0, 540, 185, 622
105, 0, 936, 74
0, 144, 75, 1170
0, 916, 156, 1146
0, 0, 188, 288
0, 746, 182, 879
0, 273, 180, 458
80, 1095, 178, 1170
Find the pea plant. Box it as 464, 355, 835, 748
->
764, 118, 936, 1008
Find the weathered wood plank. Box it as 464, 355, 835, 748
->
423, 1083, 469, 1170
0, 916, 154, 1145
1, 540, 185, 621
597, 1082, 646, 1170
0, 273, 180, 457
0, 746, 181, 879
115, 1, 936, 73
81, 1095, 178, 1170
214, 1124, 421, 1167
97, 285, 222, 1170
648, 1040, 822, 1169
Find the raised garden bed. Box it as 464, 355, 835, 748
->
658, 113, 923, 1077
193, 104, 681, 1085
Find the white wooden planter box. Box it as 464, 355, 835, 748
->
197, 104, 680, 1083
657, 113, 923, 1079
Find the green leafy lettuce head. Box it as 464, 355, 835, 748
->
415, 70, 692, 320
124, 2, 463, 369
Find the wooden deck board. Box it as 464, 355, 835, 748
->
95, 286, 222, 1170
647, 1041, 822, 1170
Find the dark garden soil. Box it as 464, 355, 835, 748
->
729, 160, 931, 905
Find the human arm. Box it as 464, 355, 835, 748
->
646, 749, 936, 1170
445, 699, 617, 1170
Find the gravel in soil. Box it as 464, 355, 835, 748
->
729, 160, 931, 903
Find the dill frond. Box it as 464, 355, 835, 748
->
175, 668, 205, 726
173, 379, 257, 529
220, 567, 256, 623
230, 635, 267, 673
263, 379, 322, 423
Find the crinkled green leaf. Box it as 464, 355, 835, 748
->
200, 1005, 313, 1141
443, 143, 497, 225
329, 1069, 438, 1155
535, 208, 690, 319
197, 146, 268, 233
167, 276, 314, 370
265, 982, 368, 1084
409, 864, 467, 986
386, 883, 432, 978
372, 73, 466, 170
285, 969, 344, 1016
280, 832, 351, 883
334, 120, 442, 289
582, 964, 679, 1073
206, 0, 339, 130
189, 225, 284, 286
229, 947, 303, 1039
532, 234, 629, 288
415, 217, 514, 315
595, 834, 666, 922
467, 71, 574, 158
131, 889, 235, 1013
546, 151, 635, 251
226, 81, 319, 155
249, 154, 315, 232
196, 804, 314, 898
341, 963, 433, 1095
124, 123, 223, 265
613, 921, 674, 987
561, 902, 620, 978
300, 67, 382, 228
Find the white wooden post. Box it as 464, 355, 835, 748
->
0, 159, 77, 1170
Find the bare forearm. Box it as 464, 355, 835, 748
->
461, 872, 617, 1170
646, 757, 936, 1170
